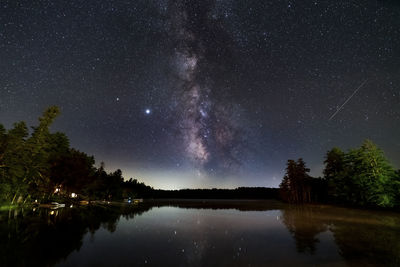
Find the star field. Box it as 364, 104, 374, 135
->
1, 0, 400, 189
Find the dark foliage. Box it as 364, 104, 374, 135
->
279, 140, 400, 208
152, 187, 279, 199
0, 106, 278, 204
0, 204, 153, 267
279, 159, 327, 203
0, 107, 145, 203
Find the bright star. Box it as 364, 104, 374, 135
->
145, 109, 151, 114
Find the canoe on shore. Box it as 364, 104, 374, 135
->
39, 202, 65, 209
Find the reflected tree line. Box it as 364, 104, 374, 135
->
281, 205, 400, 266
1, 202, 399, 266
0, 204, 153, 267
1, 106, 399, 266
279, 140, 400, 208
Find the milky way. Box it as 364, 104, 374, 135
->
1, 0, 400, 188
169, 1, 246, 176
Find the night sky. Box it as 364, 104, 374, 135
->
1, 0, 400, 189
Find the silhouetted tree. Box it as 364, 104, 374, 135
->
25, 106, 61, 200
122, 178, 154, 199
324, 147, 345, 200
280, 158, 312, 203
0, 106, 131, 204
0, 122, 29, 203
50, 148, 96, 198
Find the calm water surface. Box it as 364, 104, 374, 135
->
1, 200, 400, 266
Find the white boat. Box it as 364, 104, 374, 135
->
39, 202, 65, 209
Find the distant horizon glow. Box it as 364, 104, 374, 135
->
1, 0, 399, 189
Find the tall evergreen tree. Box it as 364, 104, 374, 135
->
323, 147, 345, 200
280, 159, 311, 203
280, 160, 296, 202
25, 106, 61, 200
296, 158, 312, 203
2, 122, 30, 203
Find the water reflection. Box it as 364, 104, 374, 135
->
281, 204, 400, 266
1, 201, 399, 266
0, 204, 153, 267
281, 205, 327, 254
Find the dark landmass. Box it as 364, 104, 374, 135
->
150, 187, 279, 200
1, 107, 399, 211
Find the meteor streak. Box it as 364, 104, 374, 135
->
329, 79, 368, 121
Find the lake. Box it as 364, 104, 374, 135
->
1, 200, 400, 266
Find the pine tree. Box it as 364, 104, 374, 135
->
323, 147, 345, 200
1, 122, 29, 203
25, 106, 61, 199
280, 159, 311, 203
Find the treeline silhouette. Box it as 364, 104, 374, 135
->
1, 106, 399, 207
152, 187, 279, 199
0, 106, 155, 204
0, 106, 277, 204
280, 140, 400, 208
